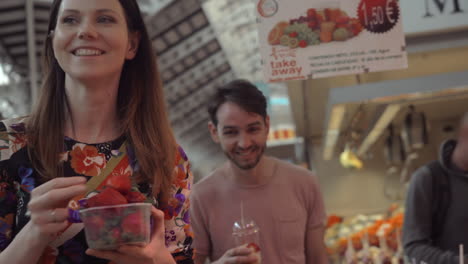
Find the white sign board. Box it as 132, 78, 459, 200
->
400, 0, 467, 35
256, 0, 408, 82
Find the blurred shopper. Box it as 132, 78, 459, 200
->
0, 0, 193, 263
403, 112, 468, 263
191, 80, 328, 264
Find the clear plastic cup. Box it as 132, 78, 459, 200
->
79, 203, 152, 250
232, 219, 262, 263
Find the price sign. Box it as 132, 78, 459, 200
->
358, 0, 400, 33
255, 0, 408, 82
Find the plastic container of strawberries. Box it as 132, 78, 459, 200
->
80, 203, 152, 250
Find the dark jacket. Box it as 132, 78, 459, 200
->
403, 139, 468, 264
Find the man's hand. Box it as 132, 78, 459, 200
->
213, 246, 258, 264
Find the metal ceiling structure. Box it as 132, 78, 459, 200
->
0, 0, 48, 77
146, 0, 236, 168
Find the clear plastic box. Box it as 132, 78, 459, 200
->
79, 203, 152, 250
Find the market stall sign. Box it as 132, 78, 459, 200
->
256, 0, 408, 82
401, 0, 466, 35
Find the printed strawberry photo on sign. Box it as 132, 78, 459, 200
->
267, 6, 363, 49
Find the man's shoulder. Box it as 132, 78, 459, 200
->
410, 162, 433, 185
1, 117, 28, 133
272, 157, 316, 182
192, 164, 228, 196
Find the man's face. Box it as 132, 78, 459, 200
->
209, 102, 269, 170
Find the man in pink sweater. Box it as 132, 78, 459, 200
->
191, 79, 328, 264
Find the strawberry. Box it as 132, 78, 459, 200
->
298, 40, 308, 48
316, 13, 325, 23
307, 8, 316, 18
247, 242, 261, 252
84, 215, 105, 240
125, 191, 147, 203
110, 227, 122, 242
104, 171, 132, 195
288, 32, 298, 38
324, 8, 332, 21
87, 187, 128, 207
336, 16, 350, 25
307, 21, 317, 29
329, 9, 343, 23
121, 210, 144, 236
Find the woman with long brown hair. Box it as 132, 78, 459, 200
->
0, 0, 193, 263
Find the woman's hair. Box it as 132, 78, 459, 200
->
27, 0, 176, 200
207, 79, 267, 126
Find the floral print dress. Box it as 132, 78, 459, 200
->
0, 117, 194, 264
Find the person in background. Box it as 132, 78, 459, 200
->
403, 112, 468, 264
0, 0, 193, 263
190, 79, 328, 264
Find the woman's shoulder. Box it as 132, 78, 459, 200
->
171, 144, 192, 189
174, 144, 189, 165
0, 117, 29, 162
1, 116, 28, 132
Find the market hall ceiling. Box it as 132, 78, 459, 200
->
0, 0, 231, 158
0, 0, 49, 75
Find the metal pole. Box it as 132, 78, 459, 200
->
301, 79, 312, 170
26, 0, 39, 110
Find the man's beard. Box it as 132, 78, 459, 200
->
224, 144, 266, 170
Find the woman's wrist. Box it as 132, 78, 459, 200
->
156, 249, 176, 264
22, 221, 53, 250
0, 222, 49, 264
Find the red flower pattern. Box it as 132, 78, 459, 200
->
70, 144, 106, 177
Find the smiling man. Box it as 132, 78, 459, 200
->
190, 80, 328, 264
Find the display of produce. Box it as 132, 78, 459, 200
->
325, 204, 404, 264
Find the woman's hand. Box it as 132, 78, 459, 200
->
26, 176, 87, 244
86, 206, 175, 264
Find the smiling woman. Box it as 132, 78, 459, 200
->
52, 1, 137, 82
0, 0, 193, 264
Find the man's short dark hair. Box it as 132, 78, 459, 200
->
207, 79, 267, 126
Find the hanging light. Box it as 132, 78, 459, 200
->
384, 124, 406, 166
340, 144, 364, 169
402, 105, 428, 151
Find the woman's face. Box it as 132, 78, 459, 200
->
52, 0, 139, 81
